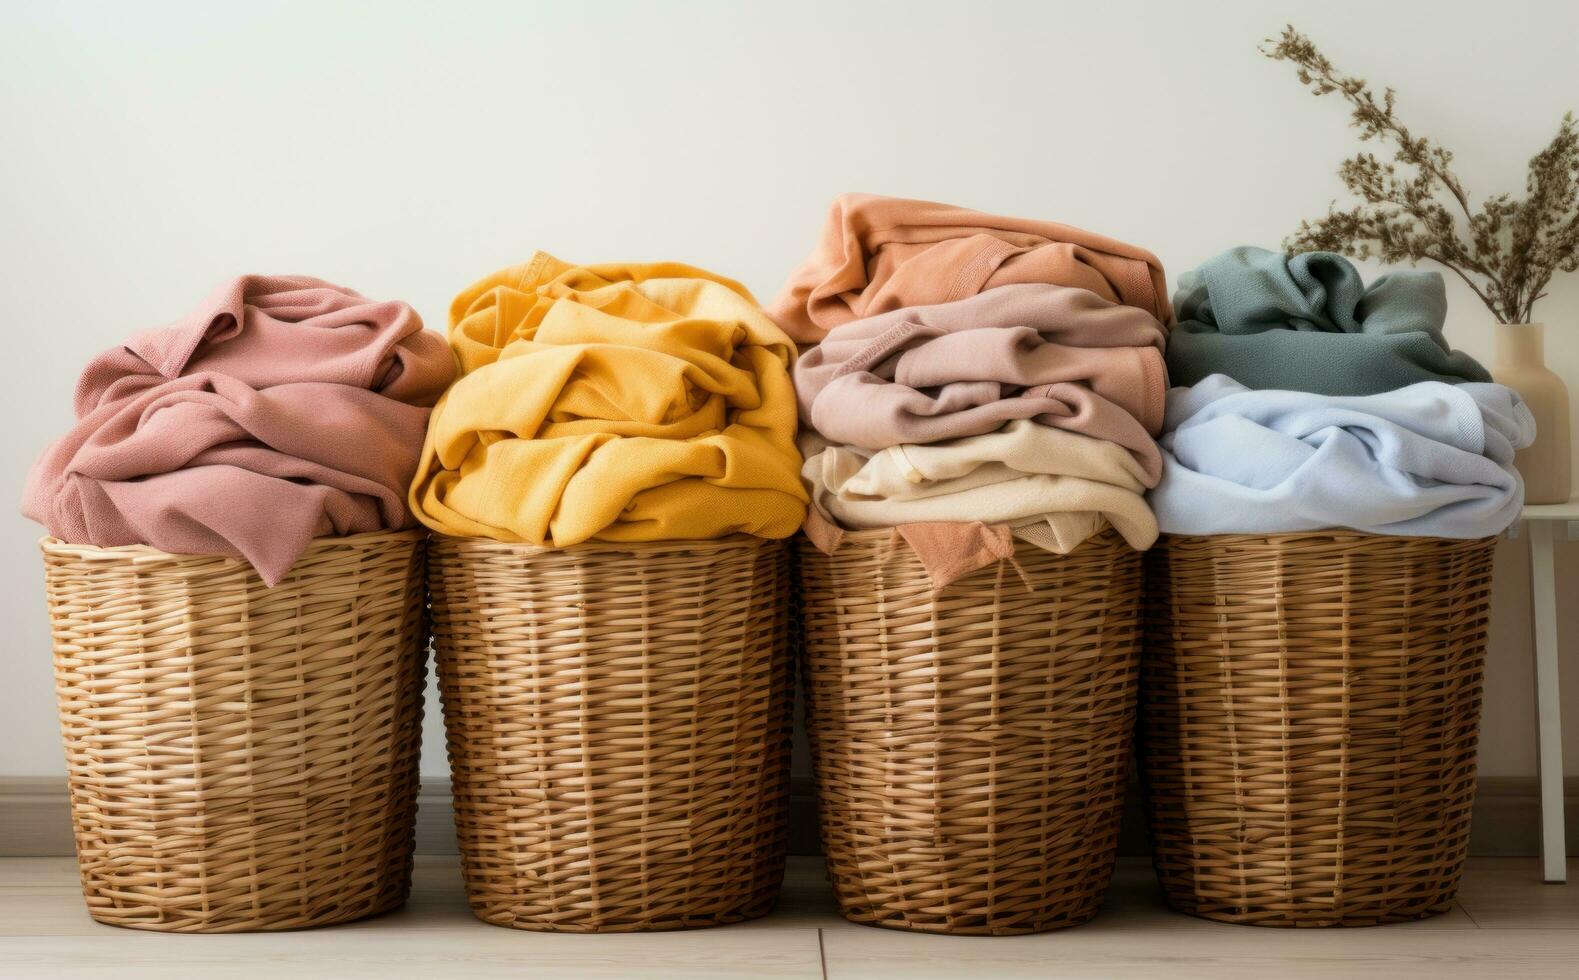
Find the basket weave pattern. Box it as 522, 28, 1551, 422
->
1141, 532, 1495, 927
42, 529, 427, 933
428, 534, 794, 932
798, 529, 1143, 935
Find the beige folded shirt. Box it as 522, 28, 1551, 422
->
801, 420, 1159, 569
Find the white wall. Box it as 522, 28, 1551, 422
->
2, 0, 1575, 781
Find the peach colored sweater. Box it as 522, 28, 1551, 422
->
767, 193, 1171, 343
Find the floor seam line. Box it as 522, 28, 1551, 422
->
1457, 900, 1483, 929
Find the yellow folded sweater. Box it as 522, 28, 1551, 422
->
410, 252, 808, 544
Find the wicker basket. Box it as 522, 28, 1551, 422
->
41, 529, 427, 933
428, 534, 794, 932
1141, 532, 1496, 927
797, 528, 1143, 935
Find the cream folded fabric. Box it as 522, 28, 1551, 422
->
768, 193, 1171, 343
792, 284, 1167, 477
802, 420, 1159, 563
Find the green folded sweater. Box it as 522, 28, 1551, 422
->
1166, 247, 1491, 394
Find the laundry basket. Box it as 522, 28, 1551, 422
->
41, 529, 427, 933
428, 534, 794, 932
798, 528, 1143, 935
1141, 532, 1495, 927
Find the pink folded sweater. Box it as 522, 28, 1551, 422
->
792, 284, 1168, 480
767, 193, 1171, 343
22, 275, 455, 585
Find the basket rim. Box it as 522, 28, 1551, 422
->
1157, 530, 1499, 547
428, 531, 783, 559
807, 525, 1135, 546
810, 529, 1499, 550
798, 526, 1136, 565
39, 527, 427, 565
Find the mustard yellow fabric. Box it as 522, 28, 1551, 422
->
410, 252, 808, 545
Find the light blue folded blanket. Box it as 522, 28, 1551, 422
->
1149, 375, 1536, 538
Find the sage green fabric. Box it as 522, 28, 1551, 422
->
1166, 247, 1491, 395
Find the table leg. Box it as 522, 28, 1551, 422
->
1530, 519, 1568, 883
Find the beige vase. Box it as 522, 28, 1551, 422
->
1492, 323, 1572, 504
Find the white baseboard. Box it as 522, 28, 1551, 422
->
5, 775, 1574, 859
0, 778, 73, 857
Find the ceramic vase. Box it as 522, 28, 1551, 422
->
1492, 322, 1571, 504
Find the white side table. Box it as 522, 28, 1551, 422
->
1511, 499, 1579, 883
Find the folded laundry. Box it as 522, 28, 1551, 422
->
803, 420, 1158, 558
1167, 246, 1492, 394
409, 252, 807, 545
22, 275, 454, 585
793, 285, 1167, 477
767, 193, 1171, 343
1150, 374, 1535, 538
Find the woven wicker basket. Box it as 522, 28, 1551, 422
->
41, 529, 427, 933
798, 528, 1143, 935
428, 534, 794, 932
1141, 532, 1496, 927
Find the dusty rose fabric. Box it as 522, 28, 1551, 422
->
792, 284, 1168, 480
894, 521, 1017, 586
802, 510, 1017, 589
22, 275, 455, 585
767, 193, 1171, 343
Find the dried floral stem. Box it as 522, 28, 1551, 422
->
1263, 26, 1579, 324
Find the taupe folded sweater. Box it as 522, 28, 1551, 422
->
792, 283, 1169, 480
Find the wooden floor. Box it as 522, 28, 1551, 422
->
1, 856, 1576, 979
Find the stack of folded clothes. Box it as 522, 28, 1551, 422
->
1150, 246, 1535, 537
409, 252, 808, 545
22, 275, 456, 584
770, 193, 1172, 587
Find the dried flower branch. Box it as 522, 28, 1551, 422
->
1263, 25, 1579, 324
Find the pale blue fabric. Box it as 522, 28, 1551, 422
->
1149, 375, 1535, 538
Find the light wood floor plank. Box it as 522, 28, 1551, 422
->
0, 930, 827, 980
3, 855, 1574, 979
1456, 858, 1579, 929
818, 927, 1579, 980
